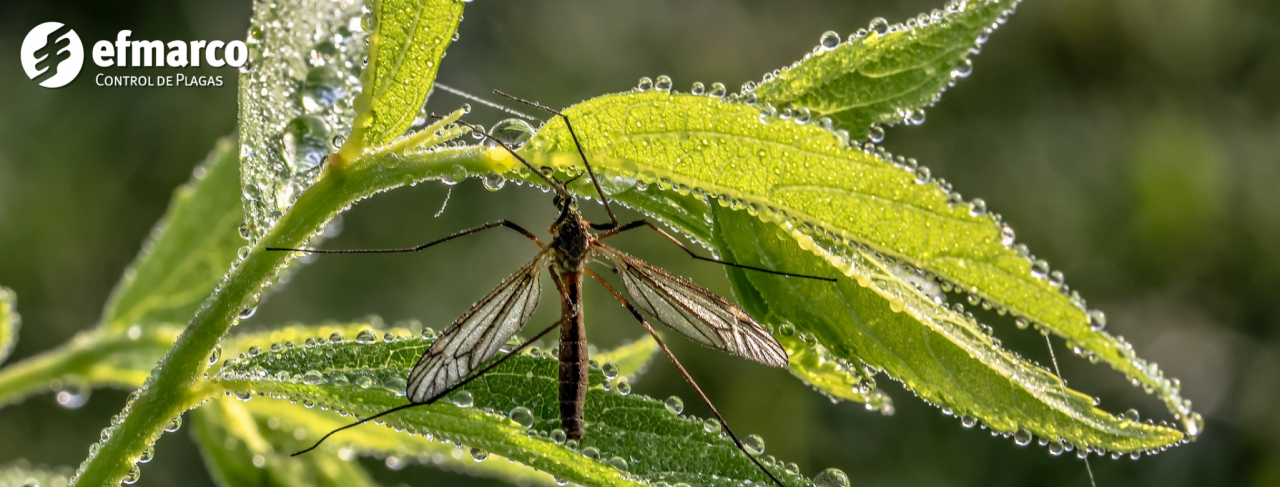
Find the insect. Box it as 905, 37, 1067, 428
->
270, 91, 834, 486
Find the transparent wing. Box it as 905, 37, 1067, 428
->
595, 245, 788, 368
407, 250, 548, 402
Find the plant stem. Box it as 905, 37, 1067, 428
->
70, 146, 487, 486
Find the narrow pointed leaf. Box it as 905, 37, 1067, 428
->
339, 0, 464, 160
754, 0, 1019, 135
101, 138, 243, 333
211, 332, 816, 487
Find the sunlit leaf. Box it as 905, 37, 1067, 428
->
714, 208, 1182, 452
211, 332, 817, 487
101, 138, 243, 333
339, 0, 464, 160
0, 287, 18, 366
192, 399, 382, 487
754, 0, 1018, 136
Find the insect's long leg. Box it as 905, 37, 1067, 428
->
266, 220, 544, 254
437, 116, 574, 202
599, 219, 835, 282
584, 269, 789, 487
433, 83, 537, 121
492, 89, 619, 230
292, 319, 562, 456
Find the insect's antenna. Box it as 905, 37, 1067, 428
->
492, 90, 619, 229
291, 320, 560, 456
584, 270, 789, 487
431, 115, 572, 201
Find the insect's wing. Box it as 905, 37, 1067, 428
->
407, 251, 548, 403
596, 246, 788, 368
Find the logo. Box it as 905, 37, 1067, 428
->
21, 22, 84, 88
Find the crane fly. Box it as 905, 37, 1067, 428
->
268, 90, 834, 486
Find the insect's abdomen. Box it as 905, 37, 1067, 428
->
558, 272, 588, 440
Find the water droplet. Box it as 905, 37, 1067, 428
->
655, 75, 672, 92
961, 415, 977, 428
164, 415, 182, 433
866, 124, 885, 143
509, 407, 535, 428
581, 446, 600, 460
690, 81, 705, 95
483, 174, 506, 191
743, 434, 765, 455
1048, 440, 1065, 456
301, 65, 347, 112
703, 417, 721, 434
951, 58, 973, 79
282, 115, 332, 173
56, 383, 91, 409
616, 380, 631, 395
470, 447, 489, 462
302, 370, 324, 385
487, 119, 535, 150
1122, 409, 1140, 423
1088, 309, 1107, 331
636, 77, 653, 92
968, 198, 987, 216
138, 444, 156, 463
247, 346, 261, 357
550, 429, 567, 445
664, 396, 684, 415
794, 107, 812, 124
121, 465, 141, 484
607, 456, 628, 471
814, 467, 850, 487
329, 332, 345, 343
820, 30, 841, 50
869, 17, 889, 36
914, 167, 932, 184
355, 329, 377, 344
601, 362, 619, 380
709, 82, 727, 98
1014, 429, 1032, 446
451, 390, 474, 408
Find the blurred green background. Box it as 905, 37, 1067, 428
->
1, 0, 1278, 485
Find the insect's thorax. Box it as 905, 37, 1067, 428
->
550, 208, 592, 273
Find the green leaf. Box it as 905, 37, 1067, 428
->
515, 89, 1198, 449
211, 331, 817, 487
237, 0, 366, 241
0, 287, 18, 366
339, 0, 464, 161
753, 0, 1018, 136
715, 207, 1182, 452
777, 334, 892, 412
101, 137, 243, 333
0, 325, 181, 408
192, 398, 383, 487
0, 461, 72, 487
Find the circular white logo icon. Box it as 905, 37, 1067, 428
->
20, 22, 84, 88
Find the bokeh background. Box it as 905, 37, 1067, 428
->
1, 0, 1278, 485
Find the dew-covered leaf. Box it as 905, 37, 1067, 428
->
514, 89, 1198, 446
0, 461, 72, 487
714, 208, 1182, 453
211, 332, 817, 486
0, 287, 18, 366
192, 399, 382, 487
0, 325, 181, 408
238, 0, 367, 241
101, 138, 243, 333
753, 0, 1018, 137
339, 0, 464, 159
